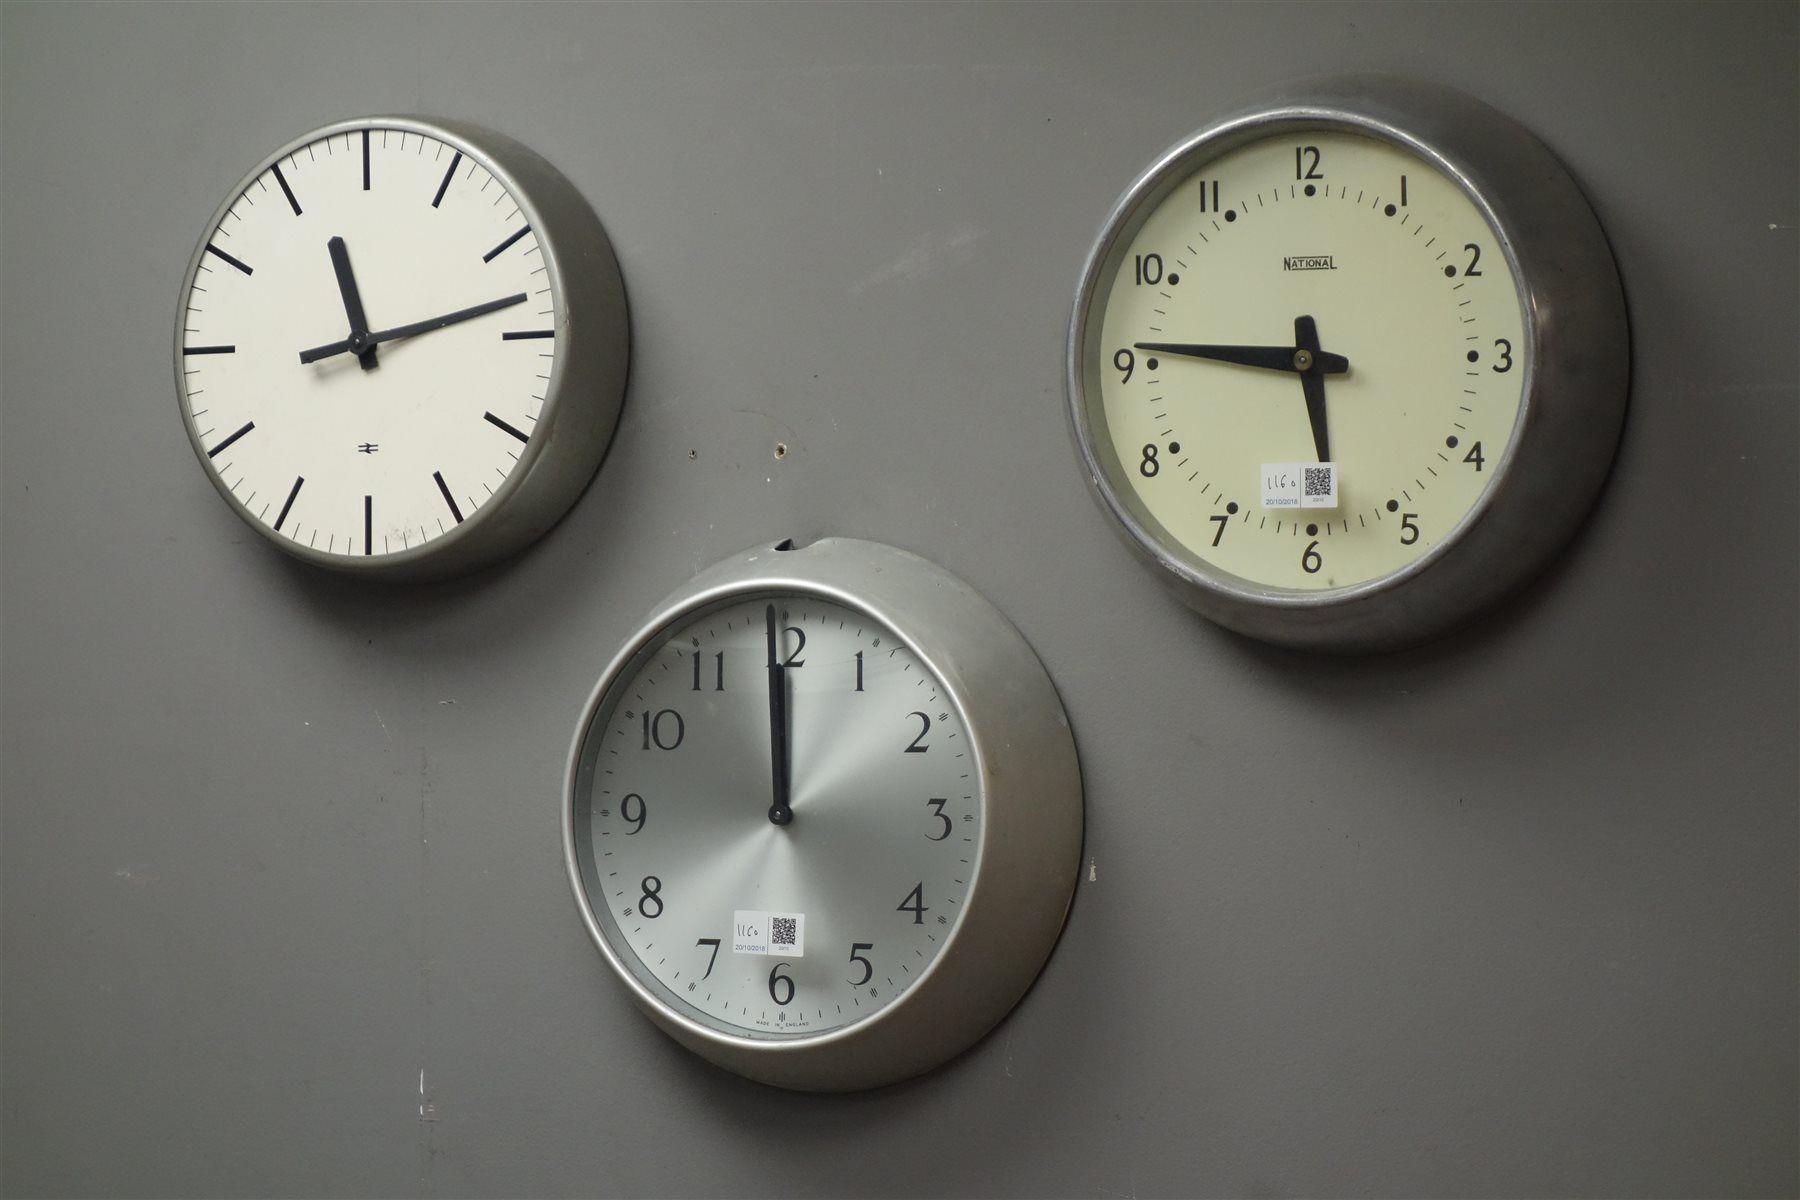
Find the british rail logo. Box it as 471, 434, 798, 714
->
1282, 255, 1336, 271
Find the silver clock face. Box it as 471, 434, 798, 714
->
178, 125, 556, 558
570, 593, 980, 1039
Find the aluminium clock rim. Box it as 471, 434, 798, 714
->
562, 538, 1084, 1091
173, 114, 629, 581
1066, 74, 1628, 652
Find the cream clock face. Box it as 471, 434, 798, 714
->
176, 117, 628, 580
180, 127, 554, 557
1068, 79, 1628, 652
571, 594, 978, 1038
1093, 130, 1526, 591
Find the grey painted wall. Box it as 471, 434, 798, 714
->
2, 3, 1794, 1196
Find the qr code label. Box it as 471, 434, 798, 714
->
731, 910, 805, 957
1261, 462, 1337, 509
1301, 463, 1337, 509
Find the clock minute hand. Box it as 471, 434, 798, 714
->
765, 605, 793, 827
1133, 341, 1350, 376
298, 292, 528, 364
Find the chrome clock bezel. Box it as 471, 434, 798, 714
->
1067, 75, 1628, 652
562, 538, 1084, 1091
174, 115, 630, 581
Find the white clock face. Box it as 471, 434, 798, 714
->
1091, 129, 1527, 590
570, 594, 979, 1039
179, 126, 556, 557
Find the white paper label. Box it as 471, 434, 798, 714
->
1261, 462, 1338, 509
1261, 463, 1300, 508
732, 910, 806, 957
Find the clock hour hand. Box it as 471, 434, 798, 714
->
1133, 340, 1349, 376
326, 236, 379, 371
765, 604, 793, 827
1294, 315, 1331, 463
298, 292, 528, 364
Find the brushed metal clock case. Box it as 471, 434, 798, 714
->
174, 115, 629, 581
564, 538, 1085, 1091
1067, 75, 1629, 652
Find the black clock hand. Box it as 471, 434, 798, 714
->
298, 292, 527, 364
326, 236, 379, 371
1133, 341, 1350, 376
1294, 315, 1331, 463
765, 604, 793, 827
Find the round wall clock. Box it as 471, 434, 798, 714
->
563, 538, 1083, 1091
1067, 76, 1628, 652
175, 117, 628, 580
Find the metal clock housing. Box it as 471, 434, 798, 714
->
174, 115, 629, 580
562, 538, 1084, 1091
1067, 76, 1628, 652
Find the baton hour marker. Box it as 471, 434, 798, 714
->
433, 471, 464, 523
271, 162, 302, 216
483, 225, 531, 263
205, 243, 253, 276
207, 421, 255, 458
274, 476, 304, 532
431, 151, 462, 208
484, 411, 530, 443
